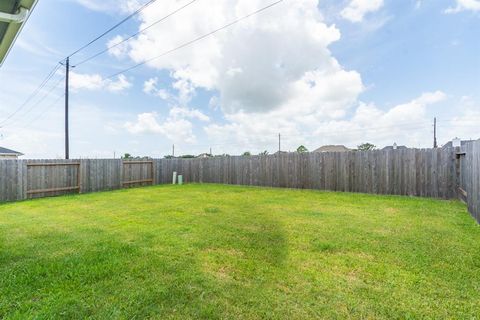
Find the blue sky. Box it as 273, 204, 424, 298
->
0, 0, 479, 158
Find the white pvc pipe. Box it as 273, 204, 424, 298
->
0, 7, 29, 23
172, 172, 177, 184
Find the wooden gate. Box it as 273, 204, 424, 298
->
122, 160, 154, 187
26, 162, 81, 198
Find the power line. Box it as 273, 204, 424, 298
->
438, 124, 480, 128
184, 119, 477, 151
125, 119, 480, 156
20, 94, 65, 129
0, 63, 61, 127
437, 119, 480, 123
60, 0, 158, 159
67, 0, 158, 58
172, 122, 434, 150
1, 75, 65, 128
182, 127, 433, 155
23, 0, 281, 159
74, 0, 199, 67
279, 122, 431, 138
102, 0, 285, 81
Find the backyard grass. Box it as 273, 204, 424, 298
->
0, 184, 479, 319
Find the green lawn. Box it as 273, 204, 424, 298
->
1, 184, 479, 319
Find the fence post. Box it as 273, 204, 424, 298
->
455, 146, 467, 202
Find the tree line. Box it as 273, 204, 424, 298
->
121, 143, 377, 160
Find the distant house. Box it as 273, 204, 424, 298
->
0, 0, 38, 66
313, 145, 351, 153
0, 147, 23, 159
382, 143, 407, 151
442, 138, 476, 149
196, 153, 212, 158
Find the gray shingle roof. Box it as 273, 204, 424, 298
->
313, 145, 351, 153
0, 146, 23, 155
382, 145, 408, 151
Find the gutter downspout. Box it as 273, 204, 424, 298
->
0, 7, 29, 23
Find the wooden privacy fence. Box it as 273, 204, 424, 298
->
458, 140, 480, 223
163, 148, 457, 199
0, 144, 479, 222
0, 159, 152, 201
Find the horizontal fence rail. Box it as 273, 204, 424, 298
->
0, 144, 479, 223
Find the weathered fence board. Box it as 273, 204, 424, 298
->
472, 141, 480, 223
459, 140, 480, 223
81, 159, 122, 193
0, 160, 24, 202
0, 145, 479, 222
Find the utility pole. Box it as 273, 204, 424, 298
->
433, 117, 438, 148
172, 144, 175, 157
64, 57, 70, 159
278, 133, 281, 154
210, 147, 212, 155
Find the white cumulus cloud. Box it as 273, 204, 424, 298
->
439, 96, 480, 143
125, 112, 196, 143
105, 0, 464, 153
75, 0, 137, 13
169, 106, 210, 122
107, 35, 130, 58
125, 106, 209, 143
70, 72, 131, 92
204, 91, 447, 153
120, 0, 353, 114
341, 0, 384, 22
445, 0, 480, 13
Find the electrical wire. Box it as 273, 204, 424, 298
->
2, 0, 157, 128
437, 119, 480, 123
202, 122, 479, 154
278, 122, 431, 138
20, 94, 65, 129
73, 0, 199, 67
1, 75, 65, 128
102, 0, 285, 81
438, 124, 480, 128
0, 63, 61, 127
180, 117, 479, 154
67, 0, 158, 58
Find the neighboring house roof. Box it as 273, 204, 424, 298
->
442, 139, 476, 149
0, 0, 38, 66
196, 153, 212, 158
382, 145, 408, 151
0, 146, 23, 155
313, 145, 351, 153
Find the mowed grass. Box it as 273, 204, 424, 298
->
1, 184, 479, 319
